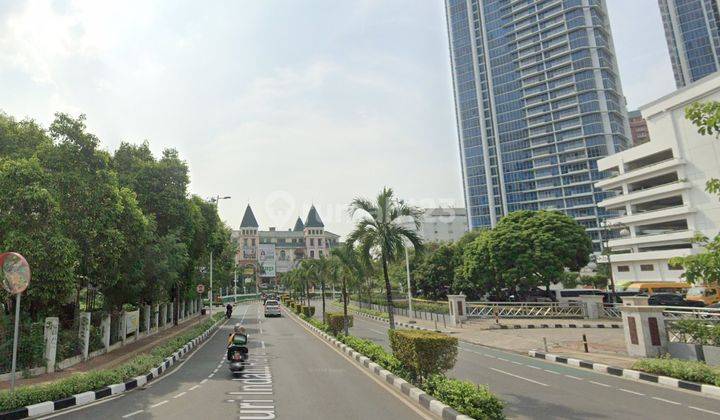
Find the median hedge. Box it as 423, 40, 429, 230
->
0, 313, 225, 413
324, 312, 354, 336
632, 356, 720, 386
301, 305, 315, 317
389, 329, 458, 383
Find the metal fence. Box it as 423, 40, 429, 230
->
662, 307, 720, 323
602, 303, 622, 319
466, 302, 586, 319
349, 300, 450, 327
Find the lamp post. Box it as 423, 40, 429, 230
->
599, 220, 630, 303
208, 195, 231, 315
404, 242, 413, 317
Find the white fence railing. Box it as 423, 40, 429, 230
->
602, 303, 622, 319
662, 307, 720, 322
466, 302, 586, 319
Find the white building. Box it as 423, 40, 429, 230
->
594, 73, 720, 283
400, 208, 469, 243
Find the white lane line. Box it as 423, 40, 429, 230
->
497, 357, 509, 362
209, 373, 215, 378
150, 400, 168, 409
173, 392, 186, 399
122, 410, 143, 418
689, 406, 720, 416
543, 369, 561, 375
261, 340, 266, 349
589, 380, 611, 388
528, 365, 542, 370
651, 397, 680, 405
510, 361, 523, 365
368, 328, 386, 335
200, 378, 208, 384
618, 388, 644, 396
564, 374, 583, 380
189, 385, 200, 391
489, 367, 549, 387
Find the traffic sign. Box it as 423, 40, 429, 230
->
196, 284, 205, 294
0, 252, 30, 295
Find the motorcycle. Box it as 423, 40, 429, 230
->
227, 333, 248, 373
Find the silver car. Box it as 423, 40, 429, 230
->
264, 300, 281, 317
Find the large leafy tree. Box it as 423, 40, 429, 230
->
453, 230, 502, 299
331, 245, 365, 334
347, 187, 423, 329
414, 243, 454, 300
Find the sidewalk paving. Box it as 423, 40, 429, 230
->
0, 313, 210, 391
334, 302, 639, 369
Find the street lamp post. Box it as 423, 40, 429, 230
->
404, 244, 413, 317
208, 195, 231, 315
234, 269, 238, 303
599, 220, 630, 303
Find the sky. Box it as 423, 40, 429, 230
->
0, 0, 676, 237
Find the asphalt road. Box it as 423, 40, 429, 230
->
312, 301, 720, 420
41, 302, 425, 420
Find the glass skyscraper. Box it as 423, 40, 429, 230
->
659, 0, 720, 87
444, 0, 631, 250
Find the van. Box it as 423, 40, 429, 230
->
550, 288, 604, 303
685, 285, 720, 306
623, 282, 690, 296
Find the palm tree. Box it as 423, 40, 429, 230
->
347, 187, 423, 329
331, 244, 365, 335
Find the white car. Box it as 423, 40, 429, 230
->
264, 300, 281, 317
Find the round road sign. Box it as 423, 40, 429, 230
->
196, 284, 205, 294
0, 252, 30, 295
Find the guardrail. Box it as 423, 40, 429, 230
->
466, 302, 586, 319
662, 306, 720, 322
602, 303, 622, 319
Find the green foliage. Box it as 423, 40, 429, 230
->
414, 243, 455, 300
686, 101, 720, 199
0, 320, 44, 372
670, 234, 720, 285
337, 334, 407, 377
389, 329, 458, 383
301, 305, 315, 317
667, 319, 720, 346
0, 313, 224, 412
425, 375, 505, 420
324, 312, 354, 336
633, 356, 720, 386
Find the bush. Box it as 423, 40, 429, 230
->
301, 306, 315, 317
389, 329, 458, 383
0, 312, 225, 413
300, 314, 329, 333
337, 334, 407, 377
633, 356, 720, 386
668, 319, 720, 346
426, 375, 505, 419
324, 312, 354, 336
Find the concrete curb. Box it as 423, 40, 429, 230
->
1, 316, 228, 420
528, 350, 720, 399
491, 323, 622, 330
284, 306, 472, 420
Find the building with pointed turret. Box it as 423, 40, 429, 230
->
232, 205, 340, 288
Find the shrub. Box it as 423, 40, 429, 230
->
324, 312, 354, 336
338, 334, 407, 378
300, 314, 329, 333
667, 319, 720, 346
389, 329, 458, 383
633, 356, 720, 386
301, 306, 315, 317
425, 375, 505, 419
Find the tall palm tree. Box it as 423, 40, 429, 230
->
347, 187, 423, 329
331, 244, 364, 335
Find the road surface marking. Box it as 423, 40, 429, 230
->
564, 374, 583, 380
618, 388, 644, 396
689, 406, 720, 416
150, 400, 168, 408
367, 327, 386, 335
511, 361, 523, 365
589, 381, 611, 388
122, 410, 144, 418
173, 392, 186, 399
651, 397, 680, 405
189, 385, 200, 391
209, 373, 215, 378
200, 378, 208, 384
528, 365, 542, 370
261, 340, 266, 349
543, 369, 560, 375
497, 357, 509, 362
489, 367, 549, 386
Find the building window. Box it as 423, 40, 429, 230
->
310, 250, 315, 258
668, 263, 683, 270
617, 265, 630, 272
640, 264, 654, 272
310, 238, 315, 246
251, 239, 255, 246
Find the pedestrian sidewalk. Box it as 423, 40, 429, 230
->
333, 302, 639, 369
0, 314, 209, 391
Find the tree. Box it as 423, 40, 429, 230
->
347, 187, 423, 329
331, 244, 364, 335
414, 243, 454, 300
454, 230, 502, 299
686, 101, 720, 196
670, 234, 720, 285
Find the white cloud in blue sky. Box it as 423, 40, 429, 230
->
0, 0, 676, 236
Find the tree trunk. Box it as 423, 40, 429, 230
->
342, 276, 349, 335
321, 279, 326, 322
381, 253, 395, 329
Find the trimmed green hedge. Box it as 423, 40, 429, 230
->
324, 312, 353, 336
426, 375, 504, 420
0, 313, 225, 413
633, 357, 720, 386
389, 329, 458, 383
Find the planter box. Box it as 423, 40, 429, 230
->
703, 345, 720, 366
667, 342, 703, 361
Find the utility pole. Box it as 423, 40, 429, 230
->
405, 244, 413, 317
208, 194, 231, 316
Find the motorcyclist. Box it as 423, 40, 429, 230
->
225, 303, 233, 318
227, 323, 247, 346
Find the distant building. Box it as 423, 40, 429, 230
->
594, 73, 720, 283
659, 0, 720, 88
628, 110, 651, 146
232, 205, 340, 288
399, 208, 469, 243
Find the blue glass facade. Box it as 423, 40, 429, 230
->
445, 0, 630, 250
660, 0, 720, 87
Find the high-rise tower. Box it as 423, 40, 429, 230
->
444, 0, 631, 250
659, 0, 720, 88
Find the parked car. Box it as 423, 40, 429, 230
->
685, 284, 720, 306
264, 300, 281, 317
647, 293, 705, 307
624, 282, 690, 296
550, 288, 604, 303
